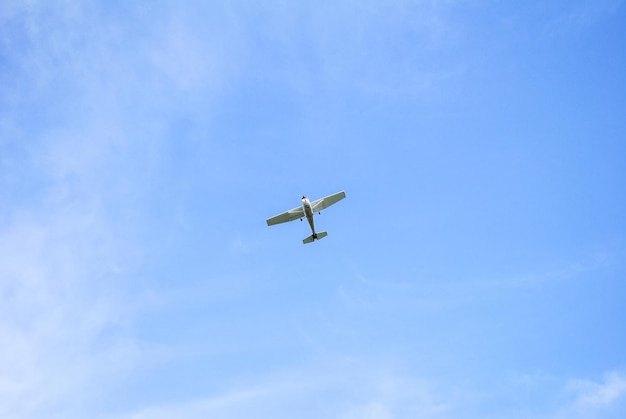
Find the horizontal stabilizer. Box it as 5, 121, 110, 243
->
303, 231, 328, 244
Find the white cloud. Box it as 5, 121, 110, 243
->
569, 372, 626, 409
478, 370, 626, 419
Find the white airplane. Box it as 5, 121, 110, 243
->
266, 191, 346, 244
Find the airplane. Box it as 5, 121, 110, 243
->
266, 191, 346, 244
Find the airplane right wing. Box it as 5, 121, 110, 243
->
310, 191, 346, 213
266, 206, 305, 226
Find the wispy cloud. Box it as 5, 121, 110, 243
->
0, 167, 144, 418
555, 0, 624, 30
0, 3, 175, 417
0, 1, 258, 416
339, 253, 613, 313
564, 371, 626, 416
114, 367, 626, 419
115, 358, 450, 419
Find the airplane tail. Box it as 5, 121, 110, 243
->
303, 231, 327, 244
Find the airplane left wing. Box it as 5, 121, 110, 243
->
311, 191, 346, 213
266, 206, 305, 226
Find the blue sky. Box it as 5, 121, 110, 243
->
1, 1, 625, 418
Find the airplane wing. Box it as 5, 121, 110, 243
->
266, 206, 305, 226
310, 191, 346, 213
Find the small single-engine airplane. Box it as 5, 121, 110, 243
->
266, 191, 346, 244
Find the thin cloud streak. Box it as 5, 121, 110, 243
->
338, 254, 614, 313
115, 359, 450, 419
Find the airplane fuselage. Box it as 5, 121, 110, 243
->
301, 196, 317, 238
